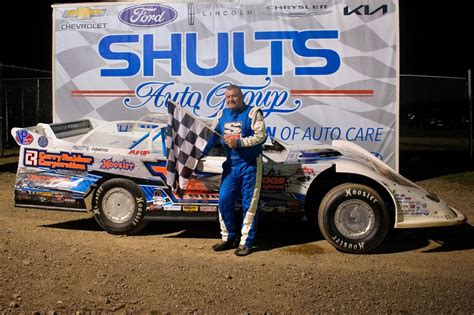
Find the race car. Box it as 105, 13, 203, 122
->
11, 116, 466, 253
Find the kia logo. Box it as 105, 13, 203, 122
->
119, 4, 177, 27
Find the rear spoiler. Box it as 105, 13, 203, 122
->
11, 119, 95, 146
47, 120, 93, 139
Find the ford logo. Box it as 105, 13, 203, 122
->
370, 151, 383, 160
119, 4, 177, 27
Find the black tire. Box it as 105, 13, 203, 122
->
92, 178, 147, 235
318, 183, 390, 253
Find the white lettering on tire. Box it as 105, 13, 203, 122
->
345, 188, 378, 204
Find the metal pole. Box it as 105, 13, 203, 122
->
468, 69, 473, 160
4, 89, 8, 148
0, 64, 3, 157
36, 78, 40, 123
21, 89, 24, 127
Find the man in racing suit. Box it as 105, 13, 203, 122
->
204, 84, 267, 256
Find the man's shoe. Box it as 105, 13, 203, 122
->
234, 245, 251, 256
212, 240, 237, 252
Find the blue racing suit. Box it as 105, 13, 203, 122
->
204, 105, 266, 247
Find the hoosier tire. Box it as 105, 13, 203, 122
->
318, 183, 390, 253
92, 178, 147, 235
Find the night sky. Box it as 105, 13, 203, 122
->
1, 1, 472, 77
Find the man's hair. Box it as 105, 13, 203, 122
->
226, 84, 243, 96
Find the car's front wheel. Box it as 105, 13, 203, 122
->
318, 183, 390, 253
92, 178, 147, 234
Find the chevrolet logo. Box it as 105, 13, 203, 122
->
63, 7, 106, 20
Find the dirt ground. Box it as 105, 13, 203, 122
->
1, 167, 473, 313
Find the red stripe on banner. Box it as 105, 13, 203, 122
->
290, 89, 374, 96
71, 90, 135, 97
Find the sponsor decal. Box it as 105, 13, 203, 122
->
199, 205, 217, 212
100, 158, 135, 171
38, 136, 49, 148
286, 201, 300, 208
72, 145, 90, 151
148, 204, 161, 211
99, 28, 341, 77
120, 78, 301, 119
50, 120, 91, 134
16, 129, 34, 145
394, 194, 430, 217
183, 205, 199, 212
61, 23, 107, 30
59, 8, 108, 30
295, 167, 315, 175
153, 196, 165, 206
51, 192, 78, 205
296, 176, 311, 182
129, 149, 150, 156
343, 5, 388, 16
201, 8, 253, 17
178, 193, 219, 200
265, 1, 331, 17
90, 147, 110, 153
24, 149, 94, 171
119, 4, 177, 27
15, 190, 34, 201
24, 174, 74, 189
152, 191, 170, 206
15, 189, 80, 206
163, 205, 181, 211
62, 7, 106, 20
261, 176, 287, 192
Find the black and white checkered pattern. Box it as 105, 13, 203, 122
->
166, 101, 215, 191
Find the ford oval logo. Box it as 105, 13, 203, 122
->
119, 4, 177, 27
370, 151, 383, 160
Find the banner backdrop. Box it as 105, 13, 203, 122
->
53, 0, 399, 168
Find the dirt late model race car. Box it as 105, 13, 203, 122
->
11, 117, 466, 253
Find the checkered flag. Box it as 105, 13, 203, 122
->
166, 101, 216, 192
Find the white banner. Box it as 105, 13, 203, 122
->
53, 0, 399, 168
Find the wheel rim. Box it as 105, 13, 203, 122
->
101, 187, 135, 224
334, 200, 375, 239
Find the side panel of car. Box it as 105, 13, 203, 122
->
13, 130, 101, 210
14, 169, 101, 210
12, 127, 158, 210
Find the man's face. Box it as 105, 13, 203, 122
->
225, 88, 243, 110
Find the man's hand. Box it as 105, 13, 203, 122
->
225, 137, 238, 149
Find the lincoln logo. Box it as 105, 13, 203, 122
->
119, 4, 177, 27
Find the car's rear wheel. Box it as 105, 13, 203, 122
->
318, 183, 390, 253
92, 178, 147, 234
